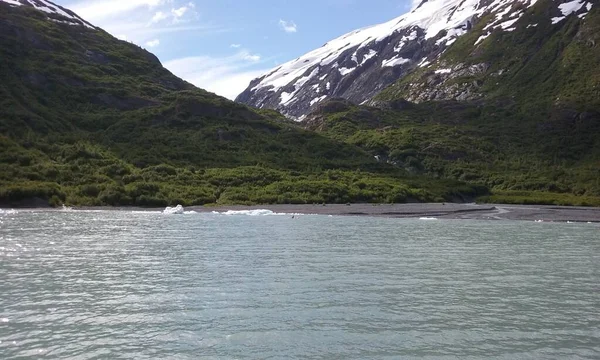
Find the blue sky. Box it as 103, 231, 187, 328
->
61, 0, 414, 99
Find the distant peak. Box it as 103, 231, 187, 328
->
0, 0, 96, 29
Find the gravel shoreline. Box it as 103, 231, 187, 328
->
188, 203, 600, 222
4, 203, 600, 222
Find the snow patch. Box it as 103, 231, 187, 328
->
278, 68, 320, 105
338, 67, 356, 76
280, 92, 295, 106
418, 57, 431, 67
474, 33, 491, 45
248, 0, 543, 97
435, 68, 452, 74
310, 95, 328, 106
559, 0, 586, 16
382, 56, 411, 67
1, 0, 96, 29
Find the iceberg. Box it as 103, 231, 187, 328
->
163, 205, 185, 215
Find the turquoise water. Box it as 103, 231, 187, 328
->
1, 209, 599, 359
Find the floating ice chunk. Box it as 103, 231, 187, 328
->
163, 205, 185, 215
220, 209, 276, 216
0, 209, 18, 215
213, 209, 310, 216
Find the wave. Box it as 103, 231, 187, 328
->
0, 209, 18, 215
419, 217, 438, 220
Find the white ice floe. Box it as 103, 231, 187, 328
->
0, 209, 18, 215
163, 205, 185, 215
213, 209, 310, 216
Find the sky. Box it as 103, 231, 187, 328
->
60, 0, 415, 100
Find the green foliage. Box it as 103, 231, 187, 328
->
302, 1, 600, 207
0, 4, 485, 207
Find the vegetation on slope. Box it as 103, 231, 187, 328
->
0, 4, 484, 207
300, 0, 600, 206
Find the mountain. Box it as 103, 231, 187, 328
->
236, 0, 596, 119
0, 0, 483, 207
298, 0, 600, 206
1, 0, 95, 28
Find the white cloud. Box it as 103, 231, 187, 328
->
150, 11, 169, 24
146, 39, 160, 47
69, 0, 164, 22
66, 0, 215, 46
242, 53, 261, 62
164, 51, 270, 100
230, 43, 242, 48
278, 19, 297, 33
171, 6, 188, 18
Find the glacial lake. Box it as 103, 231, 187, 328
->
1, 209, 599, 359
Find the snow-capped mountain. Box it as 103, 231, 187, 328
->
236, 0, 595, 119
0, 0, 95, 29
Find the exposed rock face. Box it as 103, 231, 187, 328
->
387, 62, 490, 103
236, 0, 595, 119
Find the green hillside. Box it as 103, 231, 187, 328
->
0, 3, 483, 207
305, 2, 600, 206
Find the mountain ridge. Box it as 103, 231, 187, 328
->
1, 0, 95, 28
236, 0, 595, 118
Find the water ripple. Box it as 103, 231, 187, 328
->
1, 211, 599, 359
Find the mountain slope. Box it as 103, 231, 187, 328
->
0, 0, 483, 206
300, 1, 600, 205
237, 0, 595, 119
